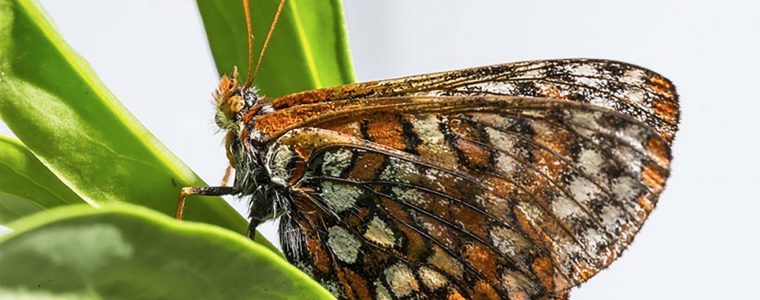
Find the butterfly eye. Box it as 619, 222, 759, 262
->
226, 96, 245, 115
214, 109, 230, 129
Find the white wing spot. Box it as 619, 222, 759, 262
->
485, 126, 517, 150
428, 247, 465, 279
625, 89, 646, 105
568, 176, 602, 205
551, 195, 582, 221
327, 226, 361, 264
613, 147, 643, 174
364, 217, 396, 247
266, 144, 294, 187
582, 228, 606, 254
565, 63, 599, 77
495, 152, 519, 175
320, 181, 362, 213
617, 124, 647, 152
571, 111, 601, 128
379, 158, 416, 183
384, 263, 420, 297
391, 187, 428, 206
411, 114, 445, 146
621, 69, 647, 85
322, 148, 353, 177
490, 226, 529, 257
579, 148, 605, 176
575, 76, 601, 88
418, 266, 448, 290
600, 205, 625, 228
612, 176, 640, 203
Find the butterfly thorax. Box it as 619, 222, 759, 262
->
213, 69, 285, 228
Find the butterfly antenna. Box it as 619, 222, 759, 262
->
243, 0, 255, 88
251, 0, 286, 84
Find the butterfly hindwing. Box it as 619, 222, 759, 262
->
263, 96, 672, 299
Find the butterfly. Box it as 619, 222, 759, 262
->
176, 1, 679, 299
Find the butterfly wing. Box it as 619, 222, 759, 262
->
262, 96, 673, 300
269, 59, 678, 143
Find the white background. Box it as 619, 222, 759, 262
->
2, 1, 758, 299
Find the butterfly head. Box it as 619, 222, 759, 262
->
213, 67, 259, 133
213, 70, 284, 234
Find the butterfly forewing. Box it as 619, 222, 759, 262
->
259, 90, 674, 299
269, 59, 678, 143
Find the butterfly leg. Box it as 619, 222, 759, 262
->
176, 186, 237, 220
247, 220, 258, 240
220, 164, 234, 186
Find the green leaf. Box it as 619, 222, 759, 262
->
0, 204, 333, 299
197, 0, 356, 98
0, 0, 278, 250
0, 135, 85, 224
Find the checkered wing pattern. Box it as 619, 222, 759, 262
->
253, 59, 678, 300
262, 97, 673, 299
270, 59, 678, 144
